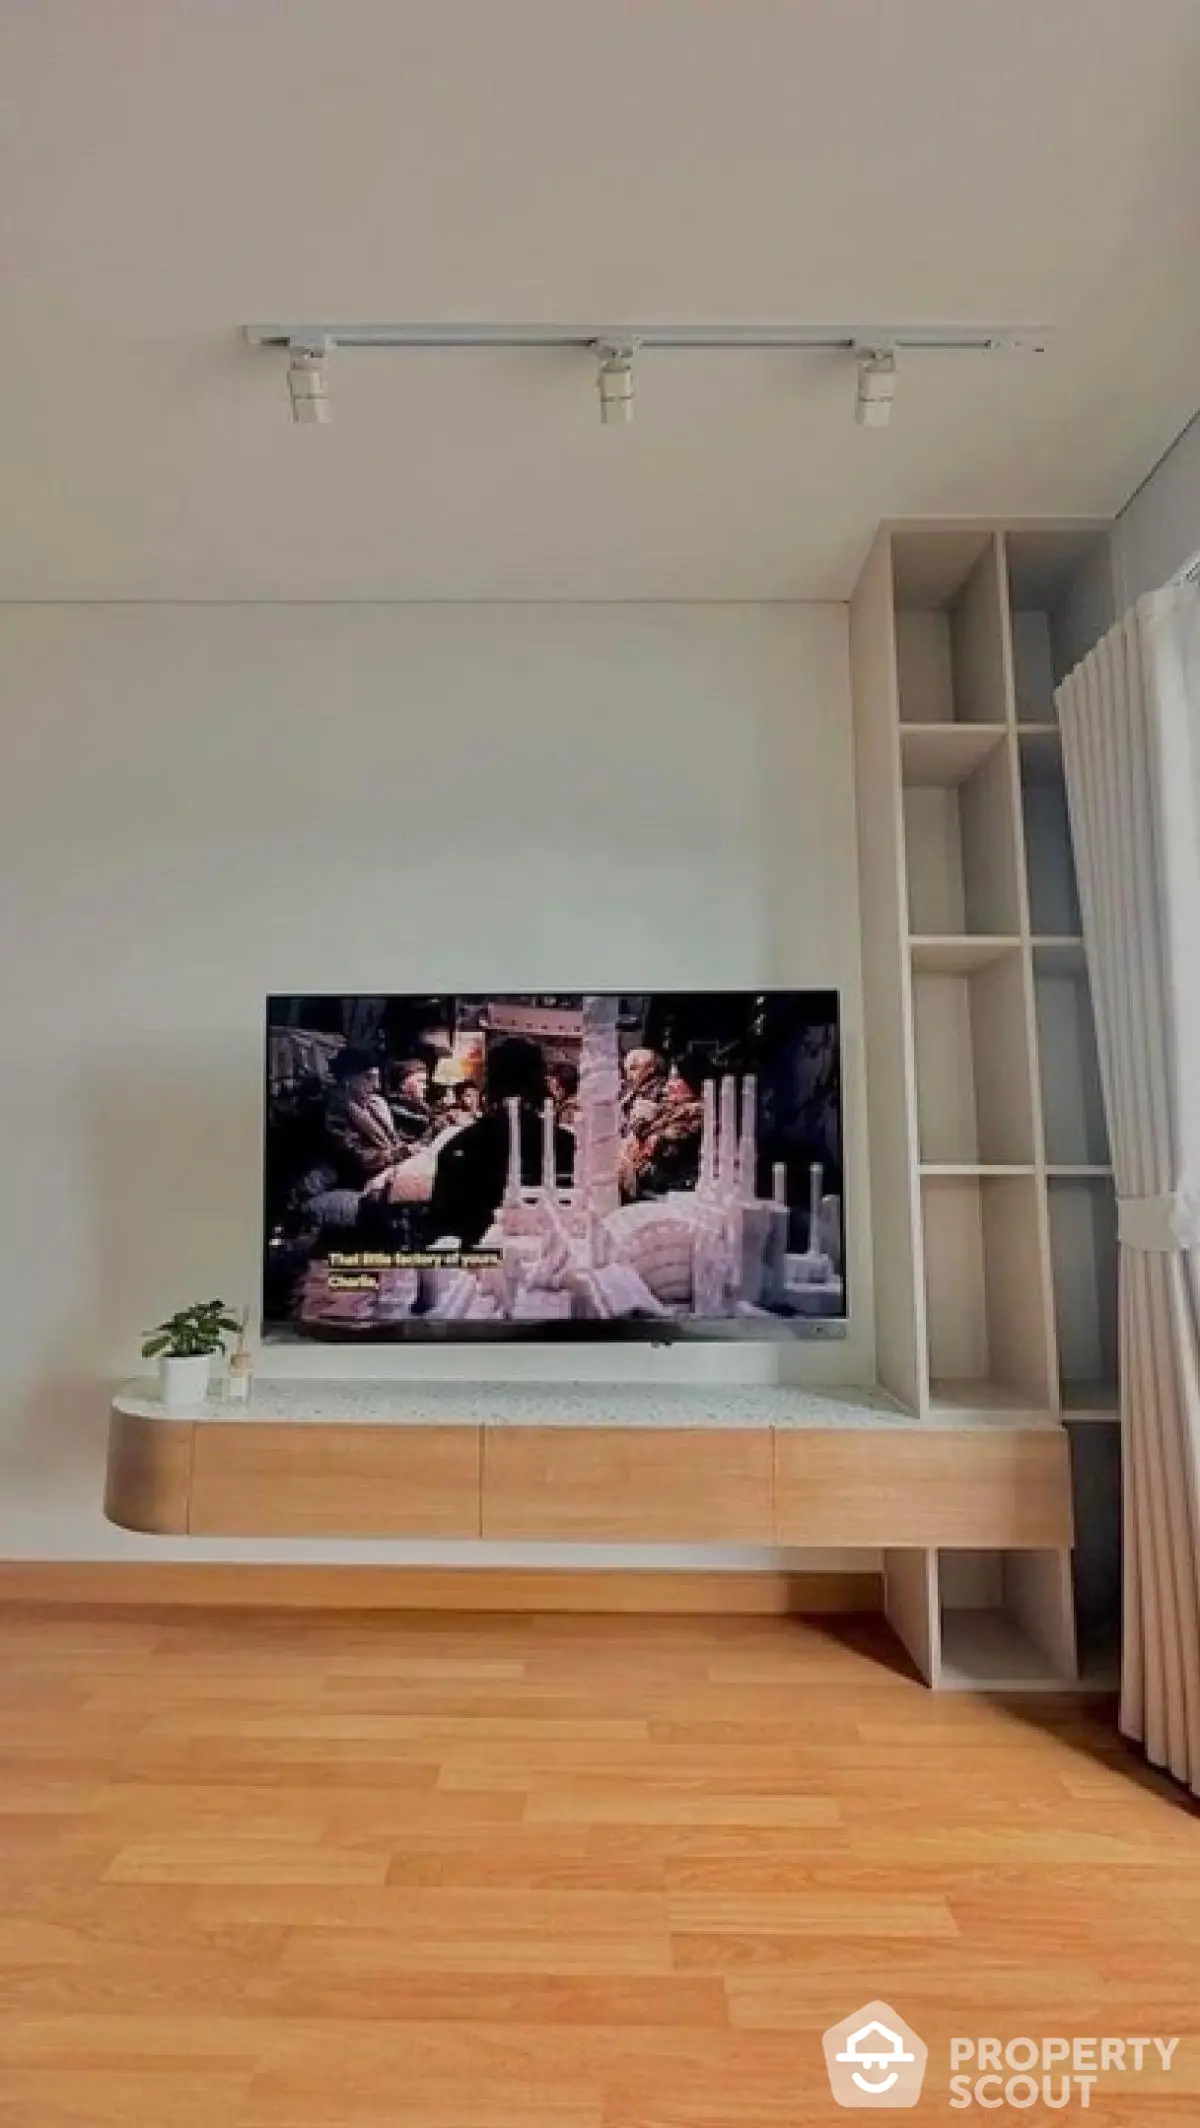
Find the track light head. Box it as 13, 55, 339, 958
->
287, 344, 331, 425
595, 342, 636, 426
855, 344, 897, 428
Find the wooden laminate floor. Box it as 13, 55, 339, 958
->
0, 1605, 1196, 2126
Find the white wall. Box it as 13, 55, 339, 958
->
0, 600, 870, 1560
1115, 410, 1200, 604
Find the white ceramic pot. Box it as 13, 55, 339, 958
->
159, 1352, 212, 1410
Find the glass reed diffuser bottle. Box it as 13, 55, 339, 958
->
225, 1306, 254, 1404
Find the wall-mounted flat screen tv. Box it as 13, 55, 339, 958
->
263, 992, 845, 1342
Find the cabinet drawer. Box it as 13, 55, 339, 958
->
773, 1428, 1072, 1547
188, 1422, 482, 1538
483, 1427, 773, 1542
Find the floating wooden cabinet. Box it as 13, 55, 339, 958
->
482, 1427, 774, 1543
773, 1428, 1072, 1550
187, 1422, 482, 1538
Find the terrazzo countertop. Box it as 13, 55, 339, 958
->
114, 1378, 1062, 1432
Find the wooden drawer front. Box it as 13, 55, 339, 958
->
773, 1428, 1072, 1548
482, 1427, 773, 1543
188, 1423, 482, 1538
104, 1412, 194, 1535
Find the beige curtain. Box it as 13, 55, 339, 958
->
1056, 580, 1200, 1795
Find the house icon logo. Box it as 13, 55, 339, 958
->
822, 2001, 928, 2108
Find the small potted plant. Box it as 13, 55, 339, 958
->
141, 1300, 241, 1410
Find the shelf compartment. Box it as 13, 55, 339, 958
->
1020, 750, 1083, 939
899, 724, 1005, 786
1031, 935, 1085, 975
1005, 527, 1115, 726
1060, 1381, 1120, 1419
1010, 611, 1060, 727
938, 1548, 1077, 1689
1048, 1176, 1118, 1418
894, 533, 1009, 726
921, 1172, 1054, 1413
939, 1608, 1062, 1689
904, 741, 1023, 937
912, 947, 1036, 1166
927, 1379, 1048, 1419
1064, 1419, 1121, 1680
910, 935, 1020, 975
1034, 948, 1108, 1166
921, 1164, 1035, 1178
1017, 726, 1063, 780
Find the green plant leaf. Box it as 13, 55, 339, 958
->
144, 1299, 242, 1357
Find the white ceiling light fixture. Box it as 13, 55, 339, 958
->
595, 341, 637, 426
247, 321, 1047, 430
286, 340, 331, 425
855, 343, 898, 428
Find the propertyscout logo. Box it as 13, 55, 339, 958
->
822, 2003, 1181, 2110
823, 2004, 927, 2108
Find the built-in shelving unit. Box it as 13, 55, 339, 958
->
851, 519, 1119, 1688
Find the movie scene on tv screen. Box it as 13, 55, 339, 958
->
263, 992, 844, 1340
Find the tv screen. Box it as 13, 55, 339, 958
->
263, 992, 845, 1342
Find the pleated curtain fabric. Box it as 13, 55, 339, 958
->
1056, 580, 1200, 1795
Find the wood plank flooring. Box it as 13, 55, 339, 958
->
0, 1605, 1195, 2125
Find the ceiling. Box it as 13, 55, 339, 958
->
2, 0, 1198, 601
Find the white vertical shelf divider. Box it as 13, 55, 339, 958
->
850, 535, 927, 1416
883, 1549, 941, 1686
